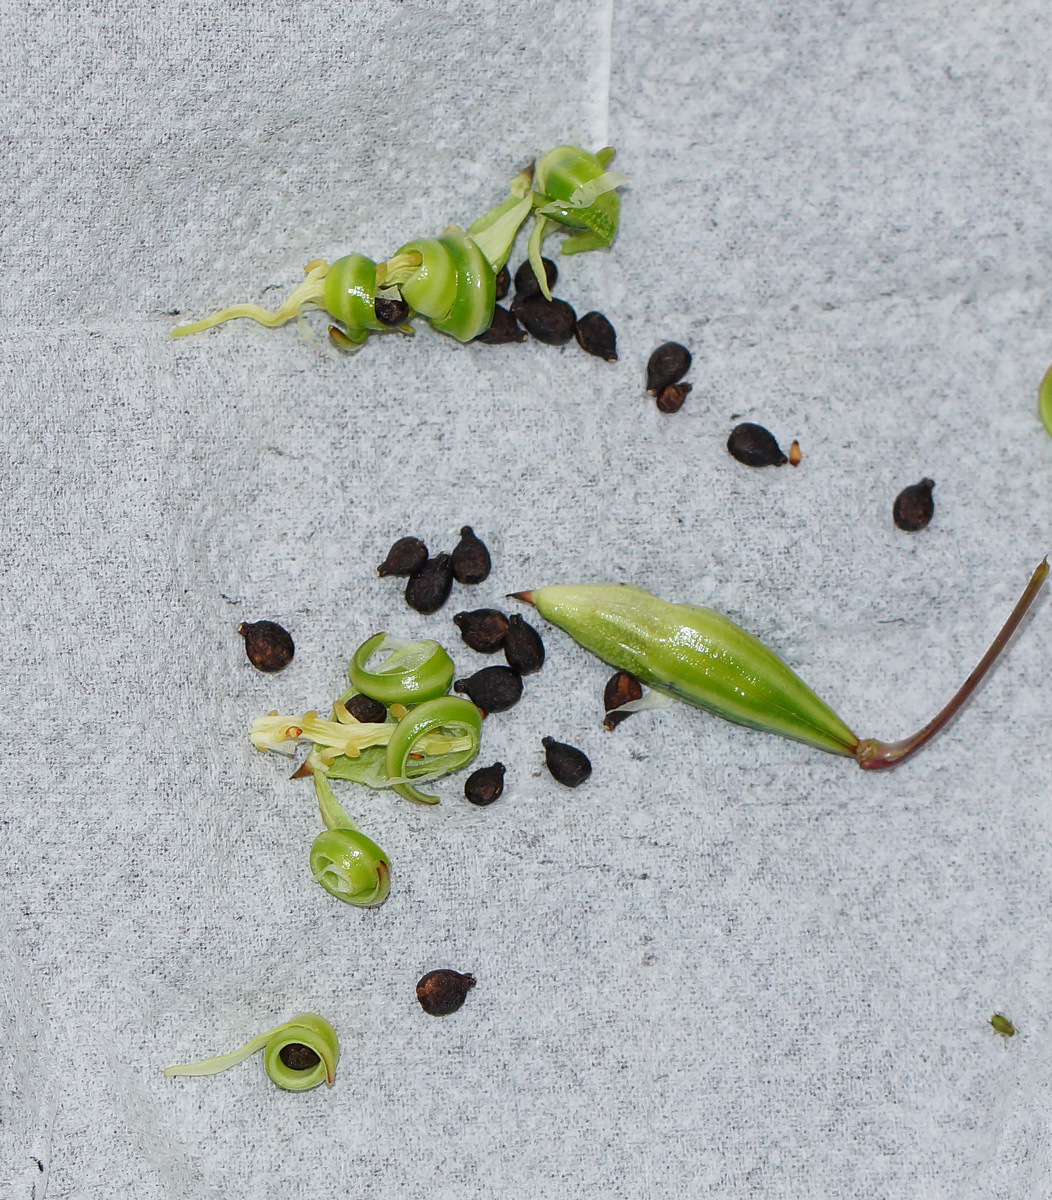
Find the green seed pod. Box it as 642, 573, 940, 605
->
393, 233, 496, 342
348, 633, 455, 706
322, 253, 386, 341
309, 828, 390, 906
534, 145, 626, 255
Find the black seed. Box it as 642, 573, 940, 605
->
727, 423, 788, 467
279, 1042, 321, 1071
656, 382, 692, 413
378, 536, 429, 577
575, 311, 618, 361
451, 526, 491, 584
238, 621, 294, 672
374, 294, 409, 326
513, 256, 558, 299
646, 342, 692, 395
475, 304, 527, 345
343, 693, 388, 724
503, 614, 545, 674
454, 666, 523, 712
464, 762, 506, 806
511, 294, 578, 345
453, 608, 509, 653
542, 736, 592, 787
603, 670, 643, 730
416, 969, 476, 1016
405, 553, 454, 614
893, 478, 935, 532
494, 264, 510, 301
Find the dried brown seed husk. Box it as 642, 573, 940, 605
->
405, 553, 454, 614
451, 526, 491, 585
464, 762, 506, 806
511, 294, 578, 345
279, 1043, 321, 1071
788, 439, 802, 466
374, 294, 410, 326
454, 666, 523, 712
494, 264, 510, 301
727, 423, 788, 467
542, 736, 592, 787
575, 311, 618, 361
416, 968, 476, 1016
656, 382, 692, 413
378, 536, 429, 577
646, 342, 692, 395
238, 620, 295, 672
893, 478, 935, 532
343, 693, 388, 724
475, 304, 527, 345
453, 609, 509, 653
603, 671, 643, 730
513, 256, 558, 299
503, 613, 545, 674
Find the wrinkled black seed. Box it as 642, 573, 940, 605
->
451, 526, 491, 585
727, 423, 788, 467
279, 1043, 321, 1071
503, 614, 545, 674
416, 969, 476, 1016
378, 536, 429, 577
656, 382, 692, 413
542, 736, 592, 787
374, 294, 410, 326
405, 553, 454, 614
238, 621, 294, 672
454, 666, 523, 712
604, 671, 643, 730
575, 311, 618, 361
494, 265, 510, 301
453, 609, 509, 653
343, 693, 388, 724
464, 762, 506, 806
893, 478, 936, 532
646, 342, 692, 395
511, 294, 578, 345
475, 304, 527, 345
513, 256, 558, 299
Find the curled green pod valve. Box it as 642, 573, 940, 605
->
348, 633, 455, 705
392, 233, 496, 342
322, 253, 386, 343
534, 145, 627, 256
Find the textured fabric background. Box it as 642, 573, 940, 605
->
3, 1, 1051, 1197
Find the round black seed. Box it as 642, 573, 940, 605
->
464, 762, 506, 806
513, 256, 558, 299
451, 526, 491, 585
278, 1042, 321, 1071
238, 621, 294, 672
343, 693, 387, 724
646, 342, 692, 395
503, 613, 545, 674
378, 536, 429, 577
656, 382, 692, 413
603, 670, 643, 730
374, 294, 410, 326
454, 666, 523, 712
575, 311, 618, 361
405, 553, 454, 614
727, 423, 788, 467
893, 478, 935, 532
453, 609, 509, 653
416, 969, 476, 1016
542, 736, 592, 787
475, 304, 527, 345
511, 294, 578, 345
494, 264, 510, 301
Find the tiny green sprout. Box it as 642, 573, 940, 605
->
990, 1013, 1016, 1039
1039, 363, 1052, 438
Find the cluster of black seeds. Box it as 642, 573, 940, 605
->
378, 527, 491, 614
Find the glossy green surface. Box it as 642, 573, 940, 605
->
309, 827, 390, 907
395, 237, 458, 320
348, 633, 455, 705
384, 694, 482, 804
428, 233, 496, 342
322, 253, 384, 335
534, 145, 620, 251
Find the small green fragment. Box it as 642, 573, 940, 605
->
990, 1013, 1016, 1039
1038, 363, 1052, 438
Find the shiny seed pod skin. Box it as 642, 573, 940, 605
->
603, 670, 643, 730
378, 536, 429, 577
646, 342, 692, 395
279, 1043, 321, 1071
451, 526, 491, 585
511, 294, 578, 345
453, 608, 509, 653
374, 294, 410, 326
454, 665, 523, 712
494, 265, 511, 301
475, 304, 527, 344
727, 423, 788, 467
514, 256, 558, 299
416, 969, 476, 1016
405, 554, 454, 614
503, 613, 545, 674
542, 736, 592, 787
343, 692, 388, 724
893, 479, 935, 532
238, 620, 295, 672
575, 311, 618, 361
464, 761, 506, 806
656, 382, 692, 413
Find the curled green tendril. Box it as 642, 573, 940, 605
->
308, 772, 390, 906
163, 1013, 340, 1092
349, 633, 455, 705
383, 695, 483, 804
1038, 363, 1052, 438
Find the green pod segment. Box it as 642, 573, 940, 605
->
322, 253, 386, 341
526, 583, 860, 758
394, 237, 458, 320
348, 633, 455, 705
384, 694, 483, 804
309, 828, 390, 907
534, 145, 623, 254
393, 233, 496, 342
1039, 363, 1052, 438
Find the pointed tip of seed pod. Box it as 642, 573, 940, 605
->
507, 590, 536, 605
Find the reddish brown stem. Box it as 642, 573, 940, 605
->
855, 557, 1049, 770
